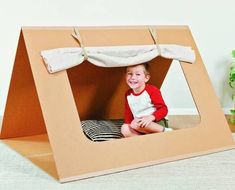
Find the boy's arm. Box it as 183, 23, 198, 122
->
149, 87, 168, 121
124, 95, 134, 124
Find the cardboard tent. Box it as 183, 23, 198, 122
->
1, 26, 235, 182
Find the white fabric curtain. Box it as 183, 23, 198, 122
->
41, 44, 195, 74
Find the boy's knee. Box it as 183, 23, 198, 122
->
121, 124, 131, 137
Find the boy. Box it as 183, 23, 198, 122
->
121, 63, 172, 138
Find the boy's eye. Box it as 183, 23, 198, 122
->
136, 73, 141, 76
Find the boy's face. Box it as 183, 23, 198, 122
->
126, 65, 150, 92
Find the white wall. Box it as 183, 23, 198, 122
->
0, 0, 235, 116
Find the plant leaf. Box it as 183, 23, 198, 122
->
229, 117, 235, 124
232, 94, 235, 101
230, 109, 235, 114
232, 50, 235, 58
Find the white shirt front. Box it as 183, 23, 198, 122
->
127, 91, 156, 118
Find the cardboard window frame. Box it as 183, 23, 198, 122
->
1, 26, 234, 183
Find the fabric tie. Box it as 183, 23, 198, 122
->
149, 27, 162, 56
71, 27, 88, 60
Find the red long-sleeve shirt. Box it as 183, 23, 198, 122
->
124, 84, 168, 124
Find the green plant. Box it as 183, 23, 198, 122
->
228, 50, 235, 124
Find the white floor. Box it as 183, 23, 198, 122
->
0, 134, 235, 190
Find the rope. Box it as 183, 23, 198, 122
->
71, 27, 160, 60
149, 27, 162, 56
71, 27, 88, 60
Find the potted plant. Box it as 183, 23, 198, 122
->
228, 50, 235, 124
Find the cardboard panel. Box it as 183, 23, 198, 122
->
3, 134, 58, 179
1, 26, 234, 182
0, 32, 46, 138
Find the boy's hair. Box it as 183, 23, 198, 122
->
142, 62, 150, 75
126, 62, 150, 75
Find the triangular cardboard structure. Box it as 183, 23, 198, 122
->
1, 26, 235, 182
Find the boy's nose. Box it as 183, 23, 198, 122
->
130, 74, 137, 79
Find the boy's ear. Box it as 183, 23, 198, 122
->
145, 74, 150, 82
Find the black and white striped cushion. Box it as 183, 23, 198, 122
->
81, 120, 124, 142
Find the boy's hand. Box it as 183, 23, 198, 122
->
130, 118, 142, 129
138, 115, 155, 128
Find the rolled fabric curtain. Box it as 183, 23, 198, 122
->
41, 44, 195, 73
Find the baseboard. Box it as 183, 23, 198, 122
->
168, 108, 232, 115
168, 108, 199, 115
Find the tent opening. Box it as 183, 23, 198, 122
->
67, 57, 200, 141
